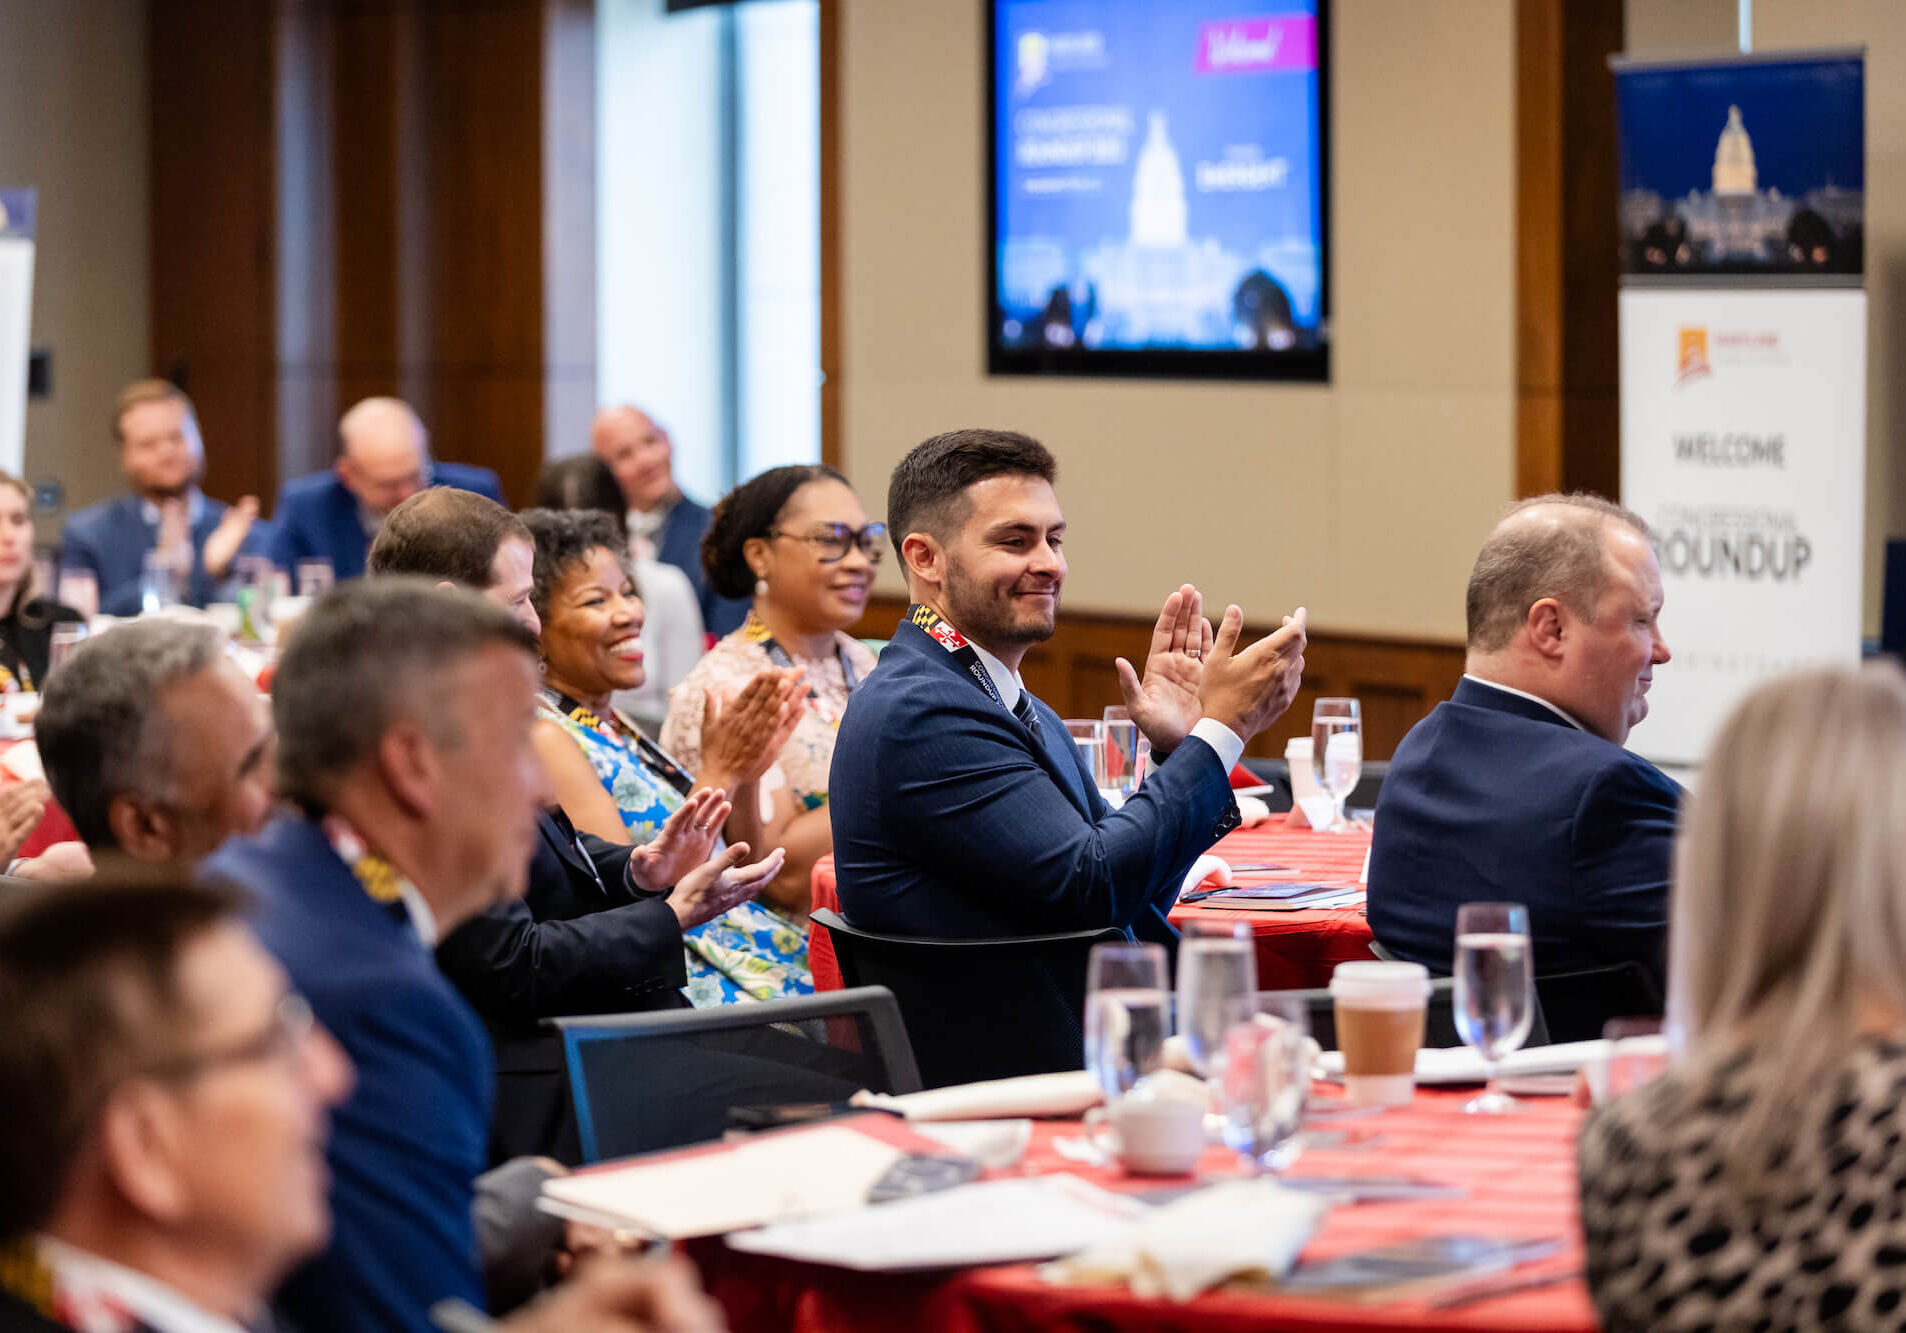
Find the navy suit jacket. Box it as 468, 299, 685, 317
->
656, 494, 748, 637
204, 815, 491, 1333
436, 807, 688, 1164
1366, 677, 1681, 990
58, 492, 275, 616
831, 616, 1240, 944
267, 463, 505, 581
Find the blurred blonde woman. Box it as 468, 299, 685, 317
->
1580, 662, 1906, 1331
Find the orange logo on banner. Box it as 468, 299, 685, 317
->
1676, 327, 1711, 387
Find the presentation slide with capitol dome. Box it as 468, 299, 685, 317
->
990, 1, 1327, 379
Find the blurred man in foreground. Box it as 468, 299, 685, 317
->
269, 397, 504, 581
202, 580, 551, 1330
0, 877, 725, 1333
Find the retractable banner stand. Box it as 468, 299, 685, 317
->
0, 189, 34, 477
1612, 51, 1866, 766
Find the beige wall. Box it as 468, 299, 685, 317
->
0, 0, 149, 530
835, 0, 1516, 641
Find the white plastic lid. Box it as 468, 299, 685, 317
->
1285, 737, 1312, 759
1329, 960, 1431, 1009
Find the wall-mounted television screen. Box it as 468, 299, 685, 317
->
988, 0, 1329, 381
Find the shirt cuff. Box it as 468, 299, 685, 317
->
1188, 717, 1246, 774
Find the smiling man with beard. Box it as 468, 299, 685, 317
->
829, 429, 1308, 1074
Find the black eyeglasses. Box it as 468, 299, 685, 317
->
139, 992, 316, 1083
767, 521, 887, 564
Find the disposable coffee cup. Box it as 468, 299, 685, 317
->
1329, 960, 1430, 1107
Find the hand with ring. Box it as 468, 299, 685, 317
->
628, 786, 733, 894
1115, 583, 1216, 754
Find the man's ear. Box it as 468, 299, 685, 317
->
377, 722, 442, 821
98, 1085, 193, 1225
106, 793, 176, 864
1525, 597, 1567, 661
900, 531, 942, 589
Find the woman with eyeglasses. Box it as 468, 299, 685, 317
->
661, 466, 882, 936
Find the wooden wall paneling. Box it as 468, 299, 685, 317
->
274, 0, 340, 487
1514, 0, 1623, 503
853, 595, 1464, 761
148, 0, 281, 506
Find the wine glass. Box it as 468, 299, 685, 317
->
1310, 698, 1362, 831
1064, 719, 1103, 787
1083, 942, 1169, 1099
1452, 902, 1535, 1114
139, 550, 184, 614
56, 569, 99, 622
1174, 922, 1259, 1078
1220, 994, 1312, 1173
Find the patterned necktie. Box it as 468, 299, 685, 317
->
1012, 692, 1040, 738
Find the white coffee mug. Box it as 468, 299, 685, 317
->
1084, 1088, 1206, 1175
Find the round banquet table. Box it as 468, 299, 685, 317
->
690, 1089, 1596, 1333
808, 821, 1377, 993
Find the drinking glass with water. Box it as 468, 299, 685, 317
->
1175, 923, 1259, 1077
1220, 994, 1312, 1173
1452, 901, 1535, 1114
1310, 698, 1362, 831
1084, 941, 1169, 1098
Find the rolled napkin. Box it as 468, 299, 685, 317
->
1043, 1179, 1330, 1301
856, 1069, 1104, 1121
1179, 854, 1231, 900
1236, 795, 1272, 827
911, 1118, 1033, 1169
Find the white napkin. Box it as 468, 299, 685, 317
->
912, 1119, 1032, 1169
1179, 854, 1230, 900
857, 1070, 1103, 1121
1235, 795, 1272, 827
1043, 1180, 1330, 1301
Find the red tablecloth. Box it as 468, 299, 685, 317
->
693, 1091, 1595, 1333
808, 821, 1376, 994
1168, 823, 1376, 989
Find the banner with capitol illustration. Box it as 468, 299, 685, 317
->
1613, 51, 1865, 765
0, 188, 34, 477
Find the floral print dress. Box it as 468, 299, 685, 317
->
538, 691, 812, 1007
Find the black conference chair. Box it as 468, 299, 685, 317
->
1267, 979, 1552, 1052
550, 986, 921, 1162
810, 908, 1123, 1090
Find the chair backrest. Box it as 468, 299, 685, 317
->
1533, 960, 1663, 1044
551, 986, 920, 1162
810, 908, 1124, 1089
1266, 977, 1553, 1051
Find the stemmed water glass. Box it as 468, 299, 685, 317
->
1452, 902, 1535, 1114
1174, 922, 1259, 1078
1310, 697, 1362, 831
1219, 994, 1312, 1173
1083, 942, 1169, 1099
1097, 707, 1145, 809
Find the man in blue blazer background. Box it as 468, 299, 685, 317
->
268, 396, 505, 582
830, 430, 1308, 1067
1367, 494, 1679, 995
59, 379, 275, 615
203, 579, 550, 1332
590, 405, 748, 636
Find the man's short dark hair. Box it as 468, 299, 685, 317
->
367, 488, 531, 589
1465, 493, 1651, 652
273, 580, 538, 814
886, 429, 1056, 562
519, 508, 633, 625
702, 464, 849, 599
0, 876, 244, 1240
38, 620, 227, 851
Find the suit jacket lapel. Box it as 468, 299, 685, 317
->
539, 808, 603, 891
890, 619, 1097, 819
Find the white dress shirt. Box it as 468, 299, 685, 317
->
966, 639, 1246, 773
1461, 673, 1587, 732
36, 1237, 251, 1333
